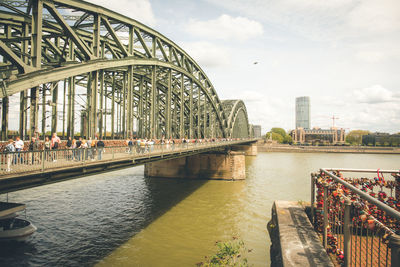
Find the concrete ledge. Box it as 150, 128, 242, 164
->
231, 144, 258, 156
268, 200, 333, 267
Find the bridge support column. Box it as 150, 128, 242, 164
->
1, 96, 8, 141
231, 144, 258, 156
144, 151, 245, 180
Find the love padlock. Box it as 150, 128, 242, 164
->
367, 219, 375, 231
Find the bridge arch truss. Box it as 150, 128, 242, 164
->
0, 0, 251, 140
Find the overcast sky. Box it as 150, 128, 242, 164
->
9, 0, 399, 134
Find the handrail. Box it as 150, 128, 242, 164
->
323, 168, 400, 173
0, 139, 254, 153
320, 168, 400, 220
0, 139, 256, 175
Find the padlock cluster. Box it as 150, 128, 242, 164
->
313, 171, 400, 265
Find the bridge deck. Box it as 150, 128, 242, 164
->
0, 140, 256, 193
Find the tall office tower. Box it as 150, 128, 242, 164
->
295, 96, 310, 129
253, 125, 262, 138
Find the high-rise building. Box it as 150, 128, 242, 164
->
253, 125, 262, 138
295, 96, 310, 129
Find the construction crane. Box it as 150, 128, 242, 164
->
331, 115, 339, 128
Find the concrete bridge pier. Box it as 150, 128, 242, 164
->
144, 151, 246, 180
231, 143, 258, 156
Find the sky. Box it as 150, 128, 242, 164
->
91, 0, 400, 134
6, 0, 399, 134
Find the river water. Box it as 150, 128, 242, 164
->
0, 152, 399, 266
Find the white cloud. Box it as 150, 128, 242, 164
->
310, 92, 400, 133
353, 85, 398, 104
246, 96, 293, 132
205, 0, 400, 43
86, 0, 156, 27
226, 90, 265, 103
185, 14, 263, 41
204, 0, 353, 42
285, 0, 351, 8
181, 41, 231, 68
344, 102, 400, 133
355, 50, 387, 63
347, 0, 400, 34
353, 40, 400, 63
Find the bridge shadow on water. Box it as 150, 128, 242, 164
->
0, 166, 209, 266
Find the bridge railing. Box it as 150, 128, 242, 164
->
0, 139, 253, 175
311, 168, 400, 267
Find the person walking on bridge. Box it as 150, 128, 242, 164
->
51, 133, 60, 162
128, 138, 134, 154
96, 137, 105, 160
28, 136, 39, 164
87, 137, 93, 160
75, 137, 82, 161
66, 136, 72, 160
91, 137, 97, 160
4, 139, 15, 172
44, 136, 51, 161
14, 136, 24, 164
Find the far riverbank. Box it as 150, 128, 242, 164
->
258, 143, 400, 154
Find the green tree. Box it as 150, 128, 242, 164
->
270, 128, 286, 137
283, 135, 293, 144
266, 127, 292, 144
266, 132, 284, 143
345, 130, 370, 145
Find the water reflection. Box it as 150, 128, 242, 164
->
0, 166, 207, 266
97, 179, 247, 267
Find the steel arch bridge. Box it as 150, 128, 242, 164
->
0, 0, 253, 140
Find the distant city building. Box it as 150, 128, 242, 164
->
295, 96, 310, 129
253, 125, 262, 138
291, 127, 345, 145
362, 133, 400, 147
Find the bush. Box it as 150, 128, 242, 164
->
266, 127, 292, 144
196, 239, 251, 267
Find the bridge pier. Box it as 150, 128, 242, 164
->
144, 151, 246, 180
231, 144, 258, 156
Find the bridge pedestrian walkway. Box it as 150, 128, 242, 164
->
0, 140, 255, 193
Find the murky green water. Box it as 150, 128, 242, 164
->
2, 152, 399, 267
97, 152, 400, 267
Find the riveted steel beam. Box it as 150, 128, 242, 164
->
134, 28, 152, 58
101, 16, 130, 57
51, 81, 58, 135
2, 59, 225, 132
189, 80, 193, 139
179, 74, 184, 138
0, 40, 35, 73
0, 0, 253, 139
43, 2, 94, 61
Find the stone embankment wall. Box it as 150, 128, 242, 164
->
258, 144, 400, 154
267, 201, 334, 267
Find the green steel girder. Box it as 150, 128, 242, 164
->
0, 0, 252, 139
222, 100, 250, 138
2, 57, 226, 131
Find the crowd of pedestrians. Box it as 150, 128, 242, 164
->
1, 133, 106, 172
1, 134, 236, 172
124, 136, 234, 154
